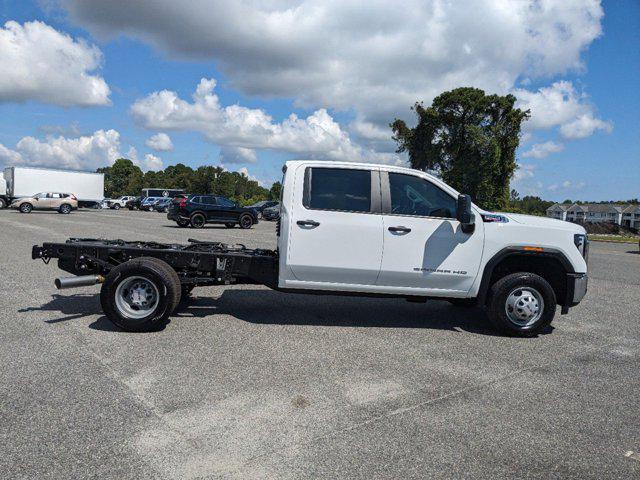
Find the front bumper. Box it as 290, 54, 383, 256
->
562, 273, 588, 313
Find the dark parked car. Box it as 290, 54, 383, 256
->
139, 196, 163, 211
167, 194, 259, 229
125, 196, 142, 210
152, 198, 172, 213
262, 203, 280, 221
246, 200, 279, 218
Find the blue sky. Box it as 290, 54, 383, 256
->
0, 0, 637, 201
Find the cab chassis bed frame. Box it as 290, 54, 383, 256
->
32, 238, 279, 289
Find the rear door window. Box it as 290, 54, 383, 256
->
217, 197, 234, 207
304, 167, 372, 213
202, 196, 218, 205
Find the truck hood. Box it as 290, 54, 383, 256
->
497, 212, 586, 234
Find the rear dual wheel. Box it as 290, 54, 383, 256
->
100, 257, 182, 332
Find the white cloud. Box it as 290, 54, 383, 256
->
63, 0, 603, 125
559, 113, 612, 139
144, 153, 163, 171
513, 164, 536, 182
131, 78, 400, 164
521, 141, 565, 159
514, 81, 611, 139
0, 20, 110, 106
548, 180, 586, 192
0, 130, 121, 170
219, 146, 257, 164
145, 132, 173, 151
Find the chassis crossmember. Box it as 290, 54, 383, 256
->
32, 238, 279, 288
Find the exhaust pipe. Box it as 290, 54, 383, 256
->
55, 275, 104, 290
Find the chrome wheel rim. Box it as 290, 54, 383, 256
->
61, 205, 70, 213
114, 276, 160, 319
505, 287, 544, 327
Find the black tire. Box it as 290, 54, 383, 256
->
487, 272, 556, 337
100, 257, 181, 332
20, 203, 33, 213
113, 204, 120, 210
447, 298, 477, 308
239, 214, 253, 229
225, 223, 235, 228
59, 204, 72, 214
0, 198, 6, 209
190, 213, 206, 228
176, 219, 190, 228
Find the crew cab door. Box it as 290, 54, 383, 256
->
285, 165, 383, 286
376, 171, 484, 294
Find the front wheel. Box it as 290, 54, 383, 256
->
59, 204, 71, 214
20, 203, 33, 213
113, 204, 120, 210
487, 272, 556, 337
100, 257, 181, 332
239, 214, 253, 229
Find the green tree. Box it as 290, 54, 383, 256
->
391, 87, 530, 210
97, 158, 144, 197
269, 181, 282, 200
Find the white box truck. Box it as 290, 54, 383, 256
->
1, 166, 104, 208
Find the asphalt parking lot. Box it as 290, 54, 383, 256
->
1, 208, 638, 479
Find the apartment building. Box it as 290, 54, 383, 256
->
547, 203, 640, 229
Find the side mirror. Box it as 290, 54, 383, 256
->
456, 194, 475, 233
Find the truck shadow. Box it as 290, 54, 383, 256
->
26, 290, 553, 337
19, 293, 146, 332
175, 289, 546, 337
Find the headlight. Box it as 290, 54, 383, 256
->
574, 234, 588, 261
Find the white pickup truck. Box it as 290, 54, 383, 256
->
32, 160, 588, 336
107, 196, 136, 209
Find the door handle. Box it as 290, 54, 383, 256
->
388, 226, 411, 233
297, 220, 320, 227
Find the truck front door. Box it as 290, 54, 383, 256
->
286, 166, 383, 286
376, 171, 484, 295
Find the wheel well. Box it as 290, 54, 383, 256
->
485, 254, 568, 306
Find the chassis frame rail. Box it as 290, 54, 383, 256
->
32, 238, 278, 288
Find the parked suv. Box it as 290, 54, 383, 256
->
140, 197, 163, 211
11, 192, 77, 214
168, 195, 258, 228
125, 197, 142, 210
152, 198, 172, 213
262, 203, 280, 221
246, 200, 279, 218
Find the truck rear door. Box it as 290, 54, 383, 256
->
286, 165, 383, 286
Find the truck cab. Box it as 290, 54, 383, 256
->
276, 161, 588, 334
